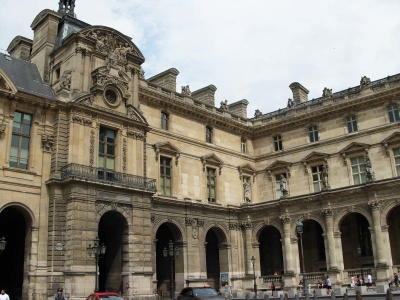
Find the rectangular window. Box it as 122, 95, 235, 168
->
10, 111, 32, 169
394, 148, 400, 176
351, 156, 366, 185
388, 104, 400, 123
206, 126, 213, 143
309, 125, 319, 142
273, 135, 282, 151
160, 156, 172, 195
98, 127, 116, 180
241, 139, 247, 153
161, 112, 169, 130
311, 165, 323, 192
275, 173, 286, 198
346, 115, 358, 133
206, 167, 216, 202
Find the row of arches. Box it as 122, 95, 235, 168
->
1, 204, 400, 298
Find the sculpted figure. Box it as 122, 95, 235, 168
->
321, 164, 329, 189
287, 98, 295, 108
220, 100, 228, 111
181, 85, 191, 96
322, 87, 333, 98
365, 156, 374, 182
60, 70, 72, 90
254, 109, 262, 119
243, 182, 251, 203
360, 76, 371, 88
280, 174, 288, 196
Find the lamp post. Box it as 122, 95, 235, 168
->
251, 256, 257, 295
296, 220, 307, 295
357, 245, 364, 286
86, 237, 106, 292
0, 237, 7, 254
163, 240, 180, 300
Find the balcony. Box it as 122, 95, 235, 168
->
61, 163, 157, 192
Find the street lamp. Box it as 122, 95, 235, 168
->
0, 237, 7, 254
87, 237, 106, 292
357, 245, 364, 286
163, 240, 180, 300
251, 256, 257, 295
296, 220, 307, 295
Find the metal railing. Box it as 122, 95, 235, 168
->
61, 163, 157, 192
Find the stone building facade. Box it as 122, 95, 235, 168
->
0, 1, 400, 300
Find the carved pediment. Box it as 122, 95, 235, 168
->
265, 160, 292, 180
339, 142, 370, 165
381, 132, 400, 156
301, 152, 329, 174
0, 71, 16, 93
81, 26, 145, 65
201, 153, 224, 174
238, 163, 257, 182
154, 142, 181, 165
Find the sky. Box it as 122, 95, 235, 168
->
1, 0, 400, 118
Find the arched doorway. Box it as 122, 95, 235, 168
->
156, 223, 183, 298
0, 206, 31, 300
340, 213, 373, 270
297, 220, 326, 272
258, 226, 283, 275
387, 205, 400, 265
205, 227, 228, 290
98, 211, 128, 292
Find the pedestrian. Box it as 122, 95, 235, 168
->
367, 273, 372, 287
326, 276, 332, 293
54, 288, 67, 300
0, 290, 10, 300
270, 281, 276, 295
394, 273, 399, 291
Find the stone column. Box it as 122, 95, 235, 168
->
280, 215, 296, 291
242, 217, 253, 275
324, 209, 341, 285
73, 47, 85, 92
369, 200, 389, 286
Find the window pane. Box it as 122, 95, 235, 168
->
14, 111, 22, 123
106, 158, 114, 169
98, 156, 104, 168
23, 114, 32, 124
99, 143, 104, 154
11, 135, 19, 147
20, 148, 29, 160
13, 122, 21, 133
107, 145, 114, 155
22, 124, 31, 136
21, 137, 30, 149
313, 182, 321, 192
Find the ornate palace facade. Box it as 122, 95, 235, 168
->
0, 1, 400, 299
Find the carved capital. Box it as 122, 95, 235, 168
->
41, 134, 54, 152
368, 200, 380, 211
323, 209, 333, 217
279, 215, 291, 225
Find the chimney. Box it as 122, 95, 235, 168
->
7, 36, 33, 61
289, 82, 309, 104
191, 84, 217, 106
228, 99, 249, 118
147, 68, 179, 91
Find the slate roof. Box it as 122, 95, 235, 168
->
0, 53, 56, 101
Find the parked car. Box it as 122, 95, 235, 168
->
86, 292, 124, 300
177, 287, 225, 300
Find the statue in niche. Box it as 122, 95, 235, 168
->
322, 87, 333, 98
60, 70, 72, 90
279, 174, 288, 197
360, 76, 371, 88
243, 182, 251, 203
287, 98, 295, 108
220, 100, 228, 111
365, 156, 374, 182
254, 109, 262, 119
321, 164, 329, 189
181, 85, 191, 96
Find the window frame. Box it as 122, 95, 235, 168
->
10, 111, 32, 170
346, 114, 358, 133
241, 138, 247, 154
308, 125, 319, 143
206, 126, 213, 143
206, 167, 217, 202
98, 126, 116, 180
273, 134, 283, 151
161, 111, 169, 130
388, 103, 400, 123
350, 156, 367, 185
159, 156, 172, 196
311, 165, 324, 192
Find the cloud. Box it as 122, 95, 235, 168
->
1, 0, 400, 117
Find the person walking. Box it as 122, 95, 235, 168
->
54, 288, 67, 300
394, 273, 399, 291
367, 273, 372, 288
326, 276, 332, 293
0, 289, 10, 300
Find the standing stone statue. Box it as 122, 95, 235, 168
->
321, 164, 329, 189
243, 182, 251, 203
280, 175, 288, 196
365, 156, 374, 182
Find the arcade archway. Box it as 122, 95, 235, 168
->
388, 205, 400, 265
258, 225, 283, 275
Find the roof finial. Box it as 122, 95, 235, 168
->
58, 0, 76, 16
